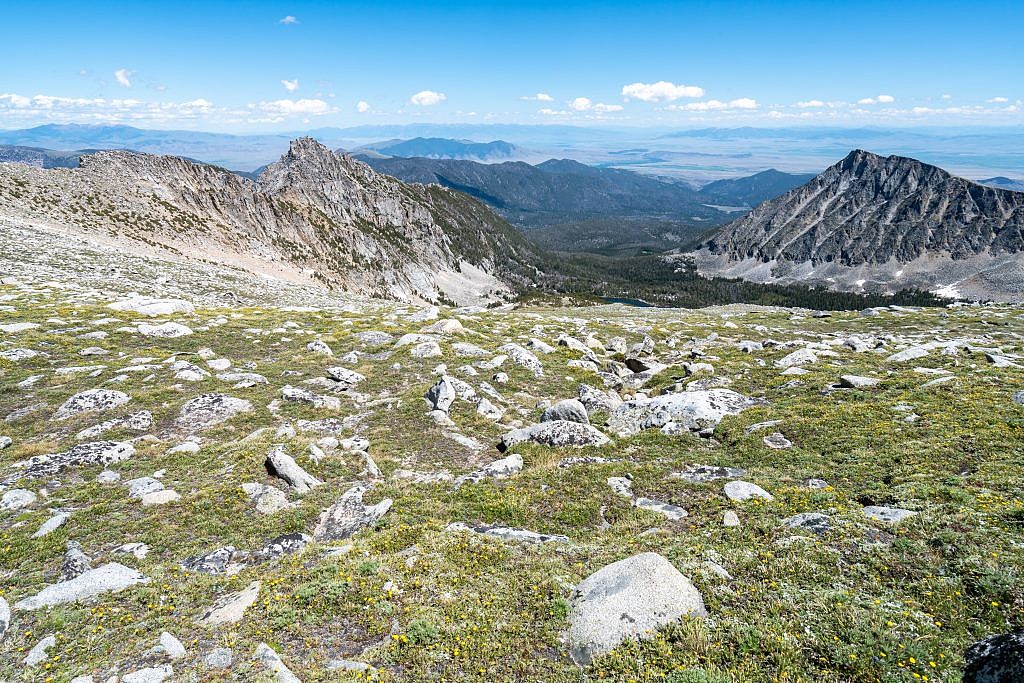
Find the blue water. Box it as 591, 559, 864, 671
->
603, 297, 654, 308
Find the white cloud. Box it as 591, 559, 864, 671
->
569, 97, 593, 111
594, 103, 623, 112
114, 69, 133, 88
858, 94, 895, 105
356, 100, 370, 113
941, 94, 953, 100
254, 98, 335, 116
671, 98, 757, 112
409, 90, 447, 106
279, 15, 298, 24
281, 79, 299, 92
520, 93, 554, 101
538, 108, 569, 116
621, 81, 705, 102
795, 100, 826, 108
987, 96, 1009, 103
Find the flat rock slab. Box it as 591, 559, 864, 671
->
839, 375, 880, 389
109, 297, 194, 317
607, 389, 762, 437
782, 512, 831, 535
566, 552, 707, 665
445, 522, 569, 544
8, 441, 134, 483
137, 322, 194, 338
53, 389, 131, 420
15, 562, 148, 610
724, 480, 773, 501
198, 581, 261, 626
501, 421, 610, 451
863, 505, 918, 523
177, 393, 253, 430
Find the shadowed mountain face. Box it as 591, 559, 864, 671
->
0, 138, 543, 305
978, 176, 1024, 192
691, 149, 1024, 301
700, 169, 816, 207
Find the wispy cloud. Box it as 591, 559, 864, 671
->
669, 98, 758, 111
621, 81, 705, 102
409, 90, 447, 106
567, 97, 623, 112
279, 15, 298, 24
520, 93, 554, 101
281, 79, 299, 92
795, 100, 827, 108
254, 98, 334, 116
114, 69, 133, 88
857, 94, 895, 105
987, 96, 1009, 103
356, 100, 370, 113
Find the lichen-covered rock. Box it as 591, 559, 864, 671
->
541, 398, 590, 424
15, 563, 148, 610
8, 441, 134, 483
566, 552, 707, 665
53, 388, 131, 420
177, 393, 253, 430
964, 632, 1024, 683
500, 421, 610, 451
313, 485, 392, 541
607, 389, 762, 437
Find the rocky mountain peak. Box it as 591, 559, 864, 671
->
690, 149, 1024, 300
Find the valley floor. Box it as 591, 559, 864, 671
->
0, 228, 1022, 682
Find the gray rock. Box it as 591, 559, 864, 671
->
137, 322, 193, 338
577, 383, 622, 414
1013, 391, 1024, 406
0, 348, 39, 361
198, 581, 261, 625
964, 631, 1024, 683
782, 512, 831, 535
125, 476, 165, 499
24, 634, 56, 666
500, 421, 610, 451
863, 505, 918, 523
75, 410, 154, 440
265, 445, 322, 493
15, 562, 148, 610
109, 297, 194, 317
762, 432, 792, 449
325, 366, 365, 385
122, 665, 173, 683
8, 441, 135, 483
607, 389, 762, 437
204, 647, 234, 668
1, 488, 36, 510
807, 478, 829, 489
281, 385, 341, 410
634, 497, 687, 521
724, 481, 773, 501
445, 522, 569, 544
839, 375, 880, 389
0, 596, 9, 641
61, 541, 92, 580
253, 533, 312, 562
182, 546, 237, 575
0, 435, 12, 449
306, 340, 333, 356
887, 346, 929, 363
541, 399, 590, 424
313, 485, 393, 541
241, 482, 294, 514
53, 388, 131, 420
159, 631, 187, 660
498, 343, 544, 376
774, 348, 818, 368
672, 464, 745, 483
424, 376, 457, 413
566, 552, 707, 665
177, 393, 253, 430
723, 511, 740, 527
255, 642, 301, 683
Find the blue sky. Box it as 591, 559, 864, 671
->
1, 0, 1022, 131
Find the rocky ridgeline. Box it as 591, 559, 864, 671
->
0, 276, 1022, 681
0, 137, 540, 306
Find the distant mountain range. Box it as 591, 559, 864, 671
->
356, 155, 812, 254
354, 137, 519, 161
700, 169, 816, 207
691, 149, 1024, 301
978, 176, 1024, 192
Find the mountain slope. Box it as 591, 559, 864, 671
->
0, 138, 542, 304
691, 149, 1024, 301
700, 169, 816, 207
978, 176, 1024, 192
355, 137, 518, 160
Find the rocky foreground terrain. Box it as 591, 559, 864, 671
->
0, 230, 1023, 682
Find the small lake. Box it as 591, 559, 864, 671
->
602, 297, 654, 308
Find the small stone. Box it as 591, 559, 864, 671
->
1, 488, 36, 510
24, 634, 56, 666
762, 432, 792, 449
723, 511, 740, 527
863, 505, 918, 523
198, 581, 261, 625
159, 631, 187, 660
782, 512, 831, 535
204, 647, 234, 668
